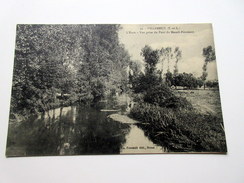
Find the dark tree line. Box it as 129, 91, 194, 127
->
165, 72, 204, 89
11, 24, 131, 115
165, 70, 218, 89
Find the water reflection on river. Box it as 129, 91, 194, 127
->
6, 97, 164, 156
121, 125, 165, 154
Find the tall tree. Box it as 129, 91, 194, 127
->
159, 47, 166, 74
173, 47, 182, 75
164, 47, 173, 72
201, 46, 216, 89
159, 46, 181, 76
132, 45, 161, 92
141, 45, 160, 74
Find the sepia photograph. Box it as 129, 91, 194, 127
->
6, 24, 227, 157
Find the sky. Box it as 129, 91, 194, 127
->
119, 24, 219, 80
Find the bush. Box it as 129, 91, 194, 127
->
163, 96, 193, 109
130, 73, 162, 94
173, 72, 203, 89
144, 84, 192, 109
206, 80, 219, 88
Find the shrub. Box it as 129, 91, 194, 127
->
163, 96, 193, 109
143, 84, 192, 109
131, 73, 162, 94
144, 84, 172, 104
206, 80, 219, 88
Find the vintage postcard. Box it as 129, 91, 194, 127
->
6, 24, 227, 157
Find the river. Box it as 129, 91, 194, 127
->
6, 96, 165, 157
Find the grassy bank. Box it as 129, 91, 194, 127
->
129, 102, 227, 152
174, 89, 223, 115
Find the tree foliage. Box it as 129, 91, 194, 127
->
205, 80, 219, 88
158, 46, 182, 75
130, 45, 162, 93
11, 24, 131, 114
165, 72, 204, 89
201, 46, 216, 81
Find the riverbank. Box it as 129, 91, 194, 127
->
129, 102, 227, 152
